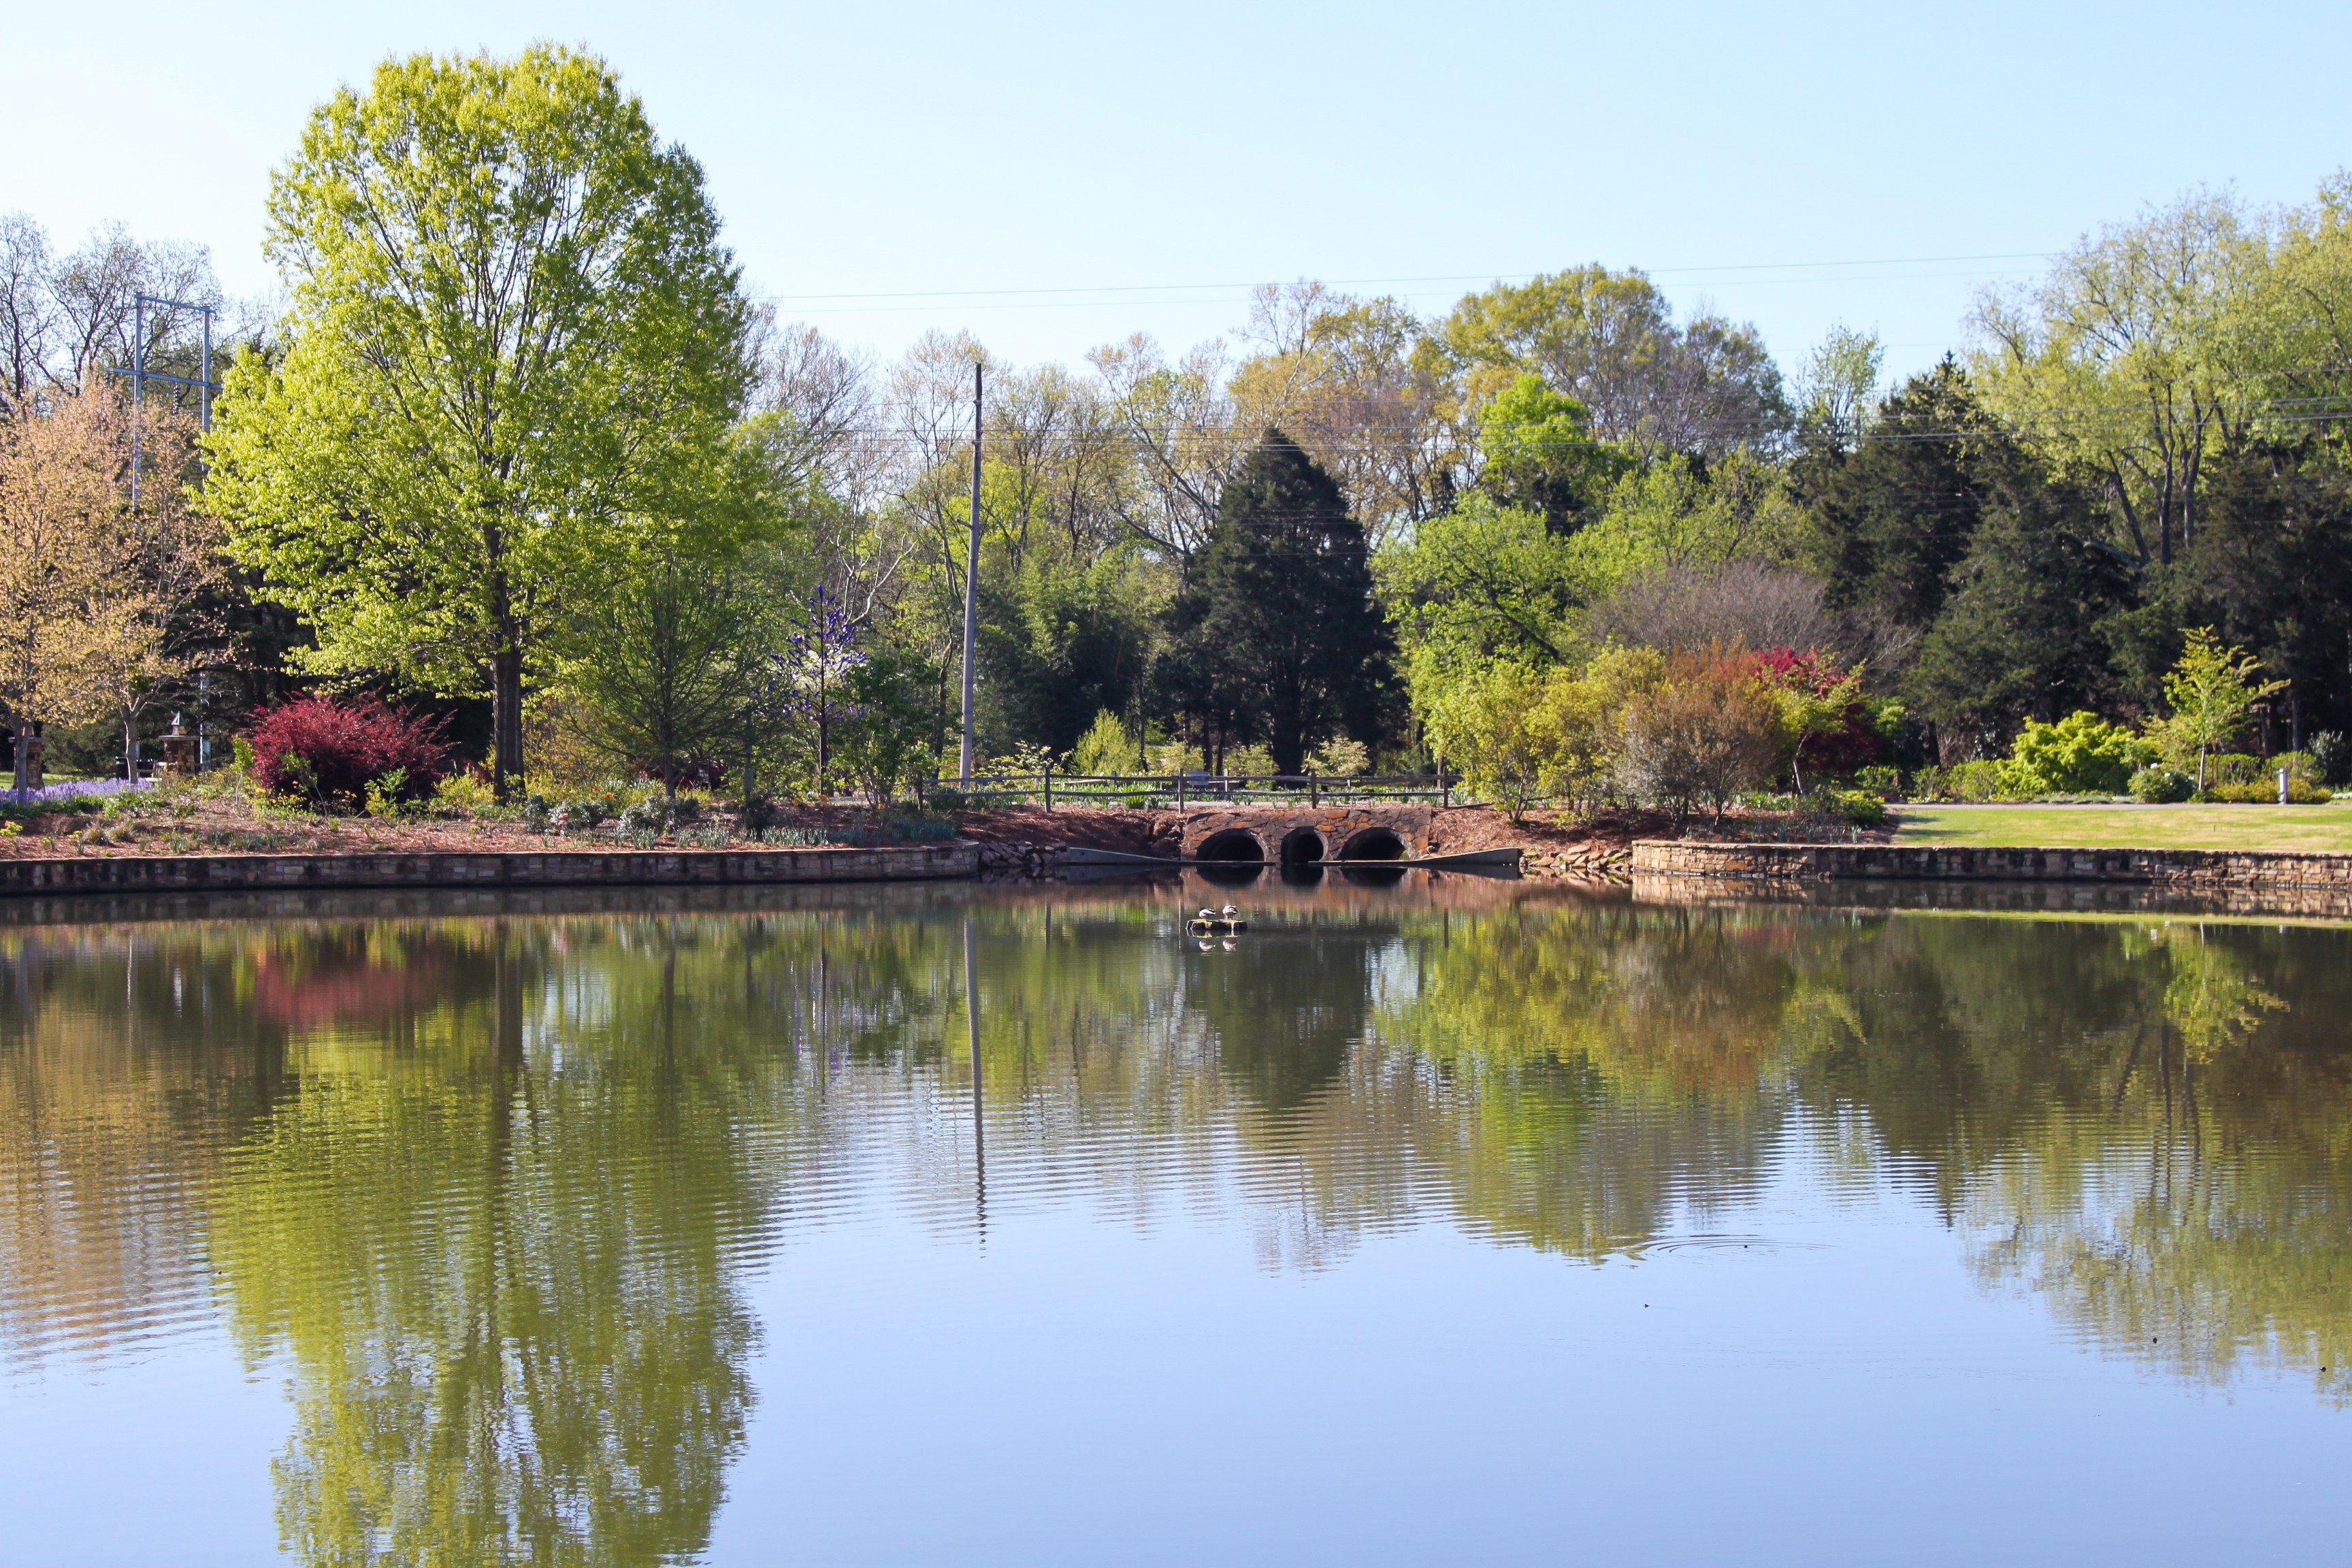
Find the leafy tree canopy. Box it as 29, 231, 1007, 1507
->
203, 45, 758, 793
1435, 265, 1790, 459
1376, 492, 1581, 679
1473, 373, 1628, 529
1161, 429, 1396, 774
1799, 358, 2034, 632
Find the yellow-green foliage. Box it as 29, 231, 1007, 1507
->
1422, 662, 1560, 819
1307, 735, 1370, 777
2146, 629, 2286, 787
1420, 648, 1664, 819
1069, 710, 1144, 777
2002, 710, 2153, 795
2204, 777, 2333, 804
1376, 494, 1583, 672
430, 770, 497, 815
1224, 742, 1277, 778
1561, 451, 1808, 601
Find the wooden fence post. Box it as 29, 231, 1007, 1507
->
1043, 766, 1053, 812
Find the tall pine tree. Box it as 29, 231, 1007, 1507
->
1159, 430, 1394, 774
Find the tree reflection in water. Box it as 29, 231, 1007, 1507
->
206, 920, 791, 1565
3, 887, 2352, 1564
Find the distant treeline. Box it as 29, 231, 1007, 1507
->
5, 46, 2349, 802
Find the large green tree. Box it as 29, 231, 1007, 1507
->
2162, 439, 2352, 745
1435, 266, 1789, 459
203, 46, 753, 794
1159, 430, 1395, 774
1906, 476, 2133, 745
1375, 493, 1581, 676
977, 548, 1158, 758
1799, 359, 2035, 632
1472, 372, 1627, 531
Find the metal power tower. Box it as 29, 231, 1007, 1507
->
109, 292, 220, 506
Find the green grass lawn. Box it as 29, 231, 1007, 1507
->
1893, 801, 2352, 852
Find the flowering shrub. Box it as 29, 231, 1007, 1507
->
2, 777, 150, 809
246, 695, 452, 808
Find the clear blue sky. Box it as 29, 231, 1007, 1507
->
9, 0, 2349, 381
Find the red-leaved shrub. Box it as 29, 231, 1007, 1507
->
246, 694, 453, 808
1736, 647, 1886, 778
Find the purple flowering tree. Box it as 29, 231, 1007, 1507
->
776, 587, 866, 796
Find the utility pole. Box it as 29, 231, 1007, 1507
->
132, 296, 143, 507
958, 361, 984, 785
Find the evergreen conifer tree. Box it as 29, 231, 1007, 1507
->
1800, 359, 2036, 630
1159, 430, 1395, 774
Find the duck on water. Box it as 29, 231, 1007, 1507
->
1188, 904, 1249, 935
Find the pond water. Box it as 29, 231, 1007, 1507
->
2, 877, 2349, 1566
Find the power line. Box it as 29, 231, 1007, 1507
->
757, 393, 2352, 450
749, 250, 2057, 307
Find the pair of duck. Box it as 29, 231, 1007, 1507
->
1188, 904, 1249, 935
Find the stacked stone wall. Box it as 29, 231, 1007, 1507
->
0, 843, 978, 897
1630, 840, 2352, 892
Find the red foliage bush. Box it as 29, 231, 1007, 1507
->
246, 694, 453, 808
1736, 647, 1887, 777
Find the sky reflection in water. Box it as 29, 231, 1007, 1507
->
2, 877, 2349, 1565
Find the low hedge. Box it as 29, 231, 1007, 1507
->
2201, 777, 2334, 804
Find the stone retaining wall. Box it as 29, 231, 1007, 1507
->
1630, 839, 2352, 890
1525, 844, 1633, 879
0, 843, 978, 897
1630, 872, 2352, 921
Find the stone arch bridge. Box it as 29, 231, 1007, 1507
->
1179, 805, 1432, 866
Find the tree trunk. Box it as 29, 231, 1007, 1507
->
1269, 719, 1305, 779
492, 643, 524, 801
123, 715, 139, 785
10, 719, 28, 795
487, 540, 525, 800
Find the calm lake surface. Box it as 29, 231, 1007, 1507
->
3, 876, 2349, 1566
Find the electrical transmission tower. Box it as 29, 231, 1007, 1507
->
108, 292, 219, 506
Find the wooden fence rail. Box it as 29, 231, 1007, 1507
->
921, 772, 1457, 810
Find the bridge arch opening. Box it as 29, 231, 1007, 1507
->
1195, 829, 1267, 884
1340, 828, 1407, 862
1339, 826, 1409, 885
1196, 829, 1265, 864
1279, 828, 1324, 866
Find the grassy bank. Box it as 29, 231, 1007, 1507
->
1894, 802, 2352, 852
